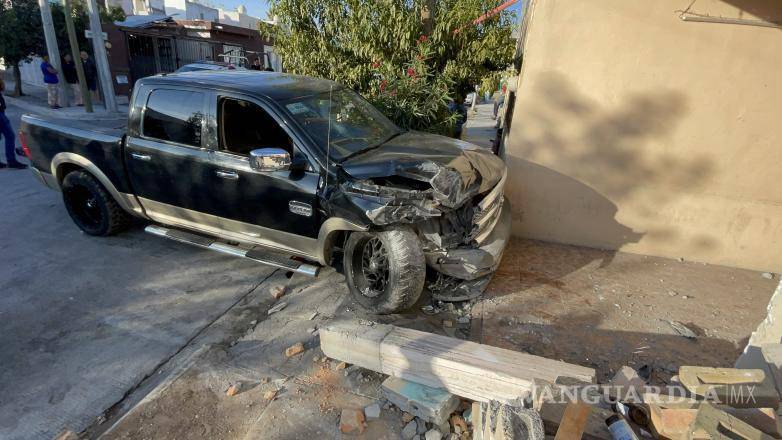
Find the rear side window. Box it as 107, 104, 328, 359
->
143, 89, 204, 146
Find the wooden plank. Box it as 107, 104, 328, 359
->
689, 403, 775, 440
649, 405, 696, 440
651, 406, 781, 439
320, 319, 596, 403
554, 402, 592, 440
679, 366, 779, 408
539, 402, 612, 440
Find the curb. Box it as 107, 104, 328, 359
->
98, 344, 213, 438
4, 94, 128, 121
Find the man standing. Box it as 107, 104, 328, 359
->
80, 51, 99, 104
250, 58, 262, 70
62, 54, 82, 106
0, 78, 27, 169
40, 55, 61, 109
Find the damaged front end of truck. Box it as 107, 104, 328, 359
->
334, 133, 511, 302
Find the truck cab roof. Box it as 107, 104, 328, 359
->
139, 71, 342, 102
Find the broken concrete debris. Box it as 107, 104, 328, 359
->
267, 301, 287, 315
309, 304, 782, 440
474, 400, 545, 440
339, 408, 366, 434
364, 402, 381, 420
263, 389, 277, 400
401, 419, 418, 439
424, 428, 443, 440
270, 284, 286, 299
225, 383, 240, 396
284, 342, 305, 357
382, 376, 460, 427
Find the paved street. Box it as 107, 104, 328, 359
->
0, 103, 279, 439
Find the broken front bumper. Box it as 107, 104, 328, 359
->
425, 197, 512, 282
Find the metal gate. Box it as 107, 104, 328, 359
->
126, 34, 157, 84
127, 33, 219, 85
175, 39, 216, 66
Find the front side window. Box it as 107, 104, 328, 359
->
219, 97, 293, 156
283, 88, 401, 161
143, 89, 204, 147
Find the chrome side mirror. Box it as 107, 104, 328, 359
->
249, 148, 291, 172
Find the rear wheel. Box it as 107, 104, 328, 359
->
62, 170, 130, 236
344, 227, 425, 314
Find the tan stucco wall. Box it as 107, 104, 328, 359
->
504, 0, 782, 272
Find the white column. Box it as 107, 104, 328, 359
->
38, 0, 70, 107
86, 0, 118, 112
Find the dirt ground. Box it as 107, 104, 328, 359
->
476, 238, 778, 383
100, 238, 778, 439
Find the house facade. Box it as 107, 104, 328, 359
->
502, 0, 782, 272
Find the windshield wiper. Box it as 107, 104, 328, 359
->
338, 130, 405, 162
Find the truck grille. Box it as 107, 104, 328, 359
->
471, 168, 507, 244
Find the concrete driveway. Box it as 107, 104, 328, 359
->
0, 105, 277, 439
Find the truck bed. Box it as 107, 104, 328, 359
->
21, 114, 131, 195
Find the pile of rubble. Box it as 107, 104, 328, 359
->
314, 318, 782, 439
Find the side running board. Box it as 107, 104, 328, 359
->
145, 225, 320, 277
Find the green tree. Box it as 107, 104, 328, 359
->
263, 0, 516, 135
0, 0, 45, 96
51, 0, 125, 57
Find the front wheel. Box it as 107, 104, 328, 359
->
344, 227, 425, 314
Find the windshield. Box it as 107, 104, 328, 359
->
283, 88, 401, 161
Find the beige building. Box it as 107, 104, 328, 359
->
503, 0, 781, 272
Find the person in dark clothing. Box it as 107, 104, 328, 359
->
250, 59, 262, 70
0, 78, 27, 169
80, 51, 99, 103
62, 54, 82, 106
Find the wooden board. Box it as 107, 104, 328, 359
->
689, 403, 775, 440
554, 403, 592, 440
679, 366, 779, 408
650, 406, 781, 439
539, 402, 612, 440
320, 319, 596, 403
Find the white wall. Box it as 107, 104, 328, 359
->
219, 10, 259, 29
17, 57, 45, 88
165, 0, 217, 21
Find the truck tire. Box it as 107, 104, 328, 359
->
344, 227, 425, 314
61, 170, 131, 236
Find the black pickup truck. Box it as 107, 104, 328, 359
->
20, 71, 510, 314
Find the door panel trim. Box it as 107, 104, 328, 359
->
139, 197, 320, 260
139, 197, 369, 265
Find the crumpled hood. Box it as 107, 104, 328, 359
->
340, 131, 506, 209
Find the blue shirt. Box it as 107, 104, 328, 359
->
41, 62, 59, 84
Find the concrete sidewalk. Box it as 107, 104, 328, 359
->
461, 102, 499, 151
2, 76, 128, 120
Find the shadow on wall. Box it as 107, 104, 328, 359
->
506, 71, 714, 252
707, 0, 782, 26
478, 308, 746, 383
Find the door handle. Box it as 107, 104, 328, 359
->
216, 170, 239, 180
130, 153, 152, 161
